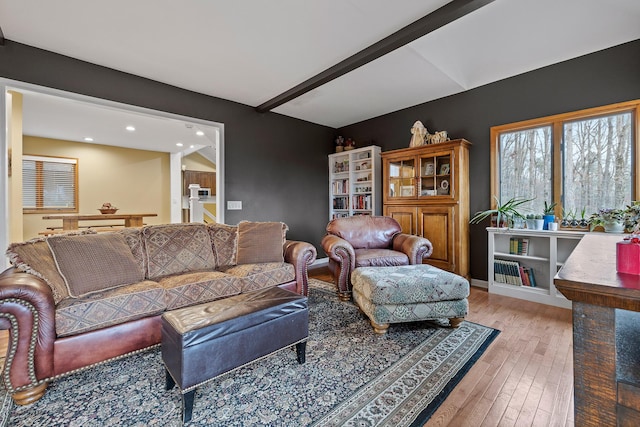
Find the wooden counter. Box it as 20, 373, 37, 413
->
555, 233, 640, 426
42, 213, 158, 230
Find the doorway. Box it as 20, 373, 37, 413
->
1, 80, 224, 264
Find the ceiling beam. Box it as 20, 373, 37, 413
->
256, 0, 495, 113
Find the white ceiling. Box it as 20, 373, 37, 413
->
1, 0, 639, 152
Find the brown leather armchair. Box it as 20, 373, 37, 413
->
321, 216, 433, 301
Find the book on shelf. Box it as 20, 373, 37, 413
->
509, 237, 529, 256
524, 266, 537, 287
494, 259, 532, 286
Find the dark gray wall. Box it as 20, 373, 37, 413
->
0, 41, 335, 251
2, 39, 639, 276
338, 39, 640, 281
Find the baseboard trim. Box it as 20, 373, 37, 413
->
311, 257, 329, 267
471, 278, 488, 289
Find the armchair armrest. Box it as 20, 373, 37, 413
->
392, 233, 433, 264
283, 240, 317, 296
321, 234, 356, 271
0, 267, 56, 402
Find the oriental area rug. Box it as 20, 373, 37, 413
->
2, 279, 498, 427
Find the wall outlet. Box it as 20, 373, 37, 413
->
227, 201, 242, 210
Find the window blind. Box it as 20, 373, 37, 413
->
23, 155, 77, 211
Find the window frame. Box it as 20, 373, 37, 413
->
490, 100, 640, 215
22, 154, 79, 214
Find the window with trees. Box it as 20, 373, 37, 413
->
22, 155, 78, 213
491, 100, 639, 218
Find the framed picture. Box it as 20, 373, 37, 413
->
401, 186, 414, 197
422, 162, 434, 176
439, 163, 450, 175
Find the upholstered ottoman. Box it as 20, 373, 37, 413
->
161, 287, 308, 423
351, 265, 469, 334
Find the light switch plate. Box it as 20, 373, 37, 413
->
227, 201, 242, 210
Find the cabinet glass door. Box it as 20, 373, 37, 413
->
388, 159, 415, 198
419, 153, 451, 197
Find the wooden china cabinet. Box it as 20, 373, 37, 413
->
381, 139, 471, 278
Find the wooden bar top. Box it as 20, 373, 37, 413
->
554, 233, 640, 312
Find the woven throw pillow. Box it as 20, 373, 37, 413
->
5, 230, 97, 304
142, 223, 216, 280
47, 233, 145, 298
236, 221, 287, 264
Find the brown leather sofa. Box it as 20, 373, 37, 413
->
0, 222, 316, 405
321, 216, 433, 301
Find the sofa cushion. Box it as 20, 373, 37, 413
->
326, 215, 401, 249
236, 221, 287, 264
220, 262, 295, 293
143, 223, 216, 280
116, 228, 147, 278
47, 233, 145, 298
55, 280, 166, 337
159, 271, 242, 310
206, 223, 237, 267
6, 234, 86, 304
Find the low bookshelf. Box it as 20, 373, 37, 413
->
487, 227, 586, 308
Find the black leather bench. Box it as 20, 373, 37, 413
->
161, 286, 309, 423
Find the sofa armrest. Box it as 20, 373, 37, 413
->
283, 240, 317, 296
392, 233, 433, 264
0, 267, 56, 400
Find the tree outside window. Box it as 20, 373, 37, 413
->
491, 100, 639, 220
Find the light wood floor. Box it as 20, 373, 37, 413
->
0, 268, 574, 426
309, 266, 575, 427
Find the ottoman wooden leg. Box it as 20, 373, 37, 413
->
449, 317, 464, 328
370, 319, 390, 334
182, 389, 196, 423
296, 341, 307, 364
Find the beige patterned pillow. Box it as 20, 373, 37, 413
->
207, 223, 238, 267
143, 223, 216, 280
236, 221, 287, 264
47, 233, 145, 298
5, 230, 97, 303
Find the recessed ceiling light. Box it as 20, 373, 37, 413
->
176, 142, 184, 147
84, 137, 94, 142
196, 130, 204, 136
190, 145, 195, 149
126, 125, 136, 132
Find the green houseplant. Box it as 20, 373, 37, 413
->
589, 208, 625, 233
542, 201, 557, 230
470, 196, 532, 228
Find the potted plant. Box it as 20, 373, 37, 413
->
589, 208, 625, 233
623, 201, 640, 232
525, 213, 544, 230
470, 196, 532, 228
542, 201, 557, 230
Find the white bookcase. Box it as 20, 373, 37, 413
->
487, 227, 586, 308
329, 145, 381, 220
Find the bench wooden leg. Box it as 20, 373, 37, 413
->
182, 389, 196, 423
296, 341, 307, 364
449, 317, 464, 328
